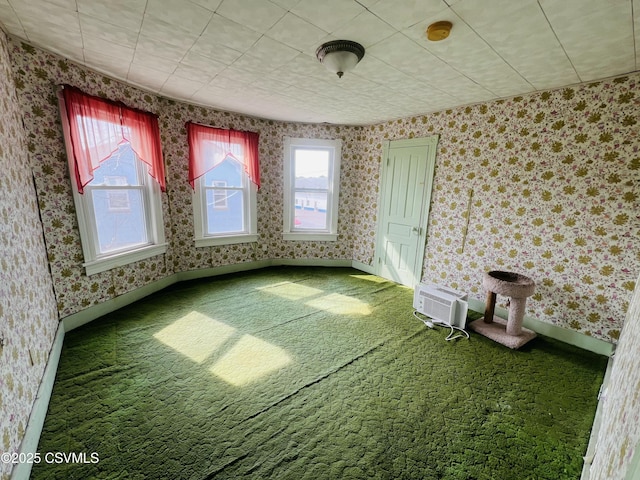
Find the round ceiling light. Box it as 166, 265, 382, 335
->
426, 21, 452, 41
316, 40, 365, 78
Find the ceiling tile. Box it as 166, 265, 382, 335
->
540, 0, 635, 80
27, 34, 84, 63
80, 14, 139, 49
144, 0, 214, 34
366, 0, 450, 30
404, 13, 534, 96
161, 74, 206, 98
0, 3, 25, 37
0, 0, 637, 124
12, 1, 78, 29
269, 0, 302, 10
330, 10, 397, 48
77, 0, 146, 31
198, 13, 262, 52
189, 40, 243, 65
180, 50, 227, 74
173, 63, 216, 84
127, 64, 171, 91
139, 16, 200, 50
82, 49, 132, 78
82, 38, 135, 63
187, 0, 223, 13
130, 50, 178, 74
216, 0, 286, 33
246, 36, 300, 67
135, 35, 189, 63
452, 0, 578, 88
290, 0, 365, 33
265, 12, 328, 52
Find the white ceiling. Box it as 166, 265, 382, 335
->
0, 0, 638, 125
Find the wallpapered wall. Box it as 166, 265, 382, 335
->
0, 31, 59, 480
7, 38, 639, 345
353, 76, 640, 344
3, 33, 640, 480
8, 39, 361, 320
589, 271, 640, 480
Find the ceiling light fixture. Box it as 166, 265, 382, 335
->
315, 40, 365, 78
426, 21, 452, 41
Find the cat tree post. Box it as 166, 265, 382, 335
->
469, 270, 537, 349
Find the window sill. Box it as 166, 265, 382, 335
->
195, 234, 259, 248
283, 232, 338, 242
84, 243, 167, 276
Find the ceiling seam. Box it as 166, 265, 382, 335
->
448, 4, 536, 95
535, 0, 582, 84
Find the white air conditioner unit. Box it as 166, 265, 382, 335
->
413, 283, 468, 329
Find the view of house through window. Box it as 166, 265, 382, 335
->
188, 122, 259, 247
294, 148, 330, 230
283, 137, 341, 241
201, 155, 247, 236
59, 86, 167, 275
89, 143, 150, 254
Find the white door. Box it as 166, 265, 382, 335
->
375, 136, 438, 287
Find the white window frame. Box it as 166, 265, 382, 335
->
283, 137, 342, 241
192, 157, 258, 248
58, 93, 166, 276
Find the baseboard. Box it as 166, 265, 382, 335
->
10, 323, 65, 480
351, 260, 376, 275
177, 260, 272, 281
467, 298, 615, 357
62, 274, 179, 332
271, 258, 352, 267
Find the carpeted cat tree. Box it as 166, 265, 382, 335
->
469, 270, 536, 349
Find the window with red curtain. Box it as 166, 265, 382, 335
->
187, 122, 260, 246
58, 86, 167, 274
62, 85, 166, 193
187, 122, 260, 190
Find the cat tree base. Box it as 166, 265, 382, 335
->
471, 270, 537, 349
469, 316, 537, 349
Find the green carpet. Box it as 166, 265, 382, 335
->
32, 267, 607, 479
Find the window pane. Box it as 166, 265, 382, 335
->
204, 156, 243, 187
91, 188, 148, 253
206, 189, 244, 234
91, 143, 141, 186
294, 149, 329, 189
294, 191, 328, 230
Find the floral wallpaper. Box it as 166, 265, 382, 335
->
0, 31, 59, 480
353, 75, 639, 344
7, 37, 638, 344
589, 273, 640, 480
3, 32, 640, 480
8, 38, 361, 319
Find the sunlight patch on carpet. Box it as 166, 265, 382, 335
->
306, 292, 371, 315
209, 334, 292, 386
153, 311, 235, 363
256, 281, 324, 300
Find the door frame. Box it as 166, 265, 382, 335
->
374, 135, 438, 286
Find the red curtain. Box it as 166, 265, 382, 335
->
187, 122, 260, 189
62, 86, 166, 193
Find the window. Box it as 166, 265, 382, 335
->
283, 137, 342, 241
187, 122, 260, 247
59, 86, 167, 276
